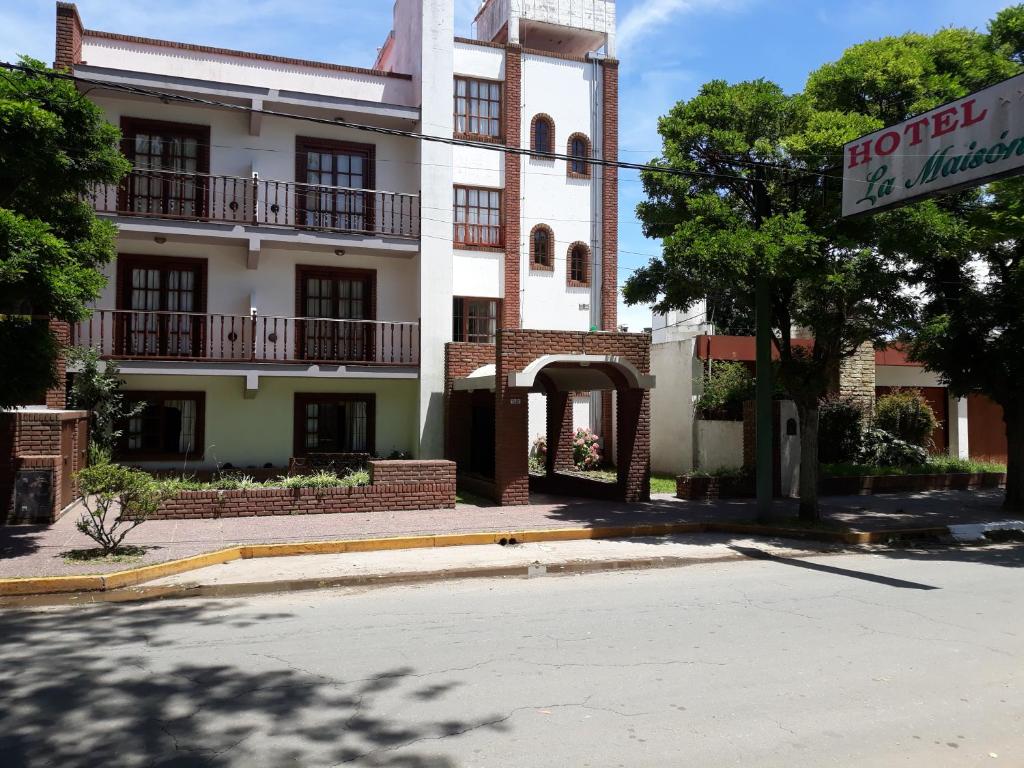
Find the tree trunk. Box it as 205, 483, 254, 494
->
797, 402, 820, 522
1004, 403, 1024, 512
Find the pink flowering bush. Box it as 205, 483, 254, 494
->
573, 427, 602, 470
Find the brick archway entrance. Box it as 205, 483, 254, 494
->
445, 330, 654, 506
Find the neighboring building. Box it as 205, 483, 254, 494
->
53, 0, 625, 475
650, 305, 1009, 476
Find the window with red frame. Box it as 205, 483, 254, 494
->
453, 186, 502, 247
454, 77, 501, 138
453, 297, 501, 343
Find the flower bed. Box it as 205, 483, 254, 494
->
147, 460, 456, 520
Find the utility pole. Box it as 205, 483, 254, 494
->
752, 172, 774, 522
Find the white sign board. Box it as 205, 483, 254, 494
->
841, 73, 1024, 217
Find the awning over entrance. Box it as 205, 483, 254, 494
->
452, 354, 655, 393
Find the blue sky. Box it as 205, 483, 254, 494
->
0, 0, 1015, 329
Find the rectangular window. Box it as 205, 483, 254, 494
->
453, 186, 502, 247
120, 118, 210, 218
119, 392, 205, 459
453, 297, 500, 343
454, 76, 501, 138
295, 137, 375, 232
296, 266, 376, 362
116, 255, 207, 358
294, 394, 375, 455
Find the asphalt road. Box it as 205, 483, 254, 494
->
2, 543, 1022, 767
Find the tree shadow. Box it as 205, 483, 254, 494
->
0, 523, 47, 560
0, 600, 509, 767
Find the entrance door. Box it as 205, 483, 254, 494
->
470, 393, 496, 478
298, 267, 375, 362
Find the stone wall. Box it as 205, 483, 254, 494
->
839, 342, 876, 415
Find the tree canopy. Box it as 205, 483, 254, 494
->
0, 58, 128, 407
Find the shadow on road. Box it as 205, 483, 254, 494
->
0, 600, 508, 767
728, 545, 940, 590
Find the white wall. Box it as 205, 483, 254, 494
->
118, 374, 418, 470
649, 338, 700, 475
81, 36, 414, 106
695, 421, 744, 474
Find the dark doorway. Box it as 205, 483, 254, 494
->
470, 394, 495, 478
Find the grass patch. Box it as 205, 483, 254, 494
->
823, 457, 1006, 477
62, 546, 148, 564
650, 474, 677, 494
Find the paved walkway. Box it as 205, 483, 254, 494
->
0, 489, 1013, 578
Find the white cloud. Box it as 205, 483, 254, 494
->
617, 0, 745, 54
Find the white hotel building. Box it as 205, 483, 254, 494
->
55, 0, 620, 472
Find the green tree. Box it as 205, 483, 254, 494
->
623, 78, 910, 520
807, 11, 1024, 510
67, 347, 144, 455
0, 58, 129, 407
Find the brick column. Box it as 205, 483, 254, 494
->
494, 331, 529, 506
55, 2, 83, 70
502, 45, 522, 330
545, 391, 575, 474
45, 320, 70, 409
839, 342, 876, 416
600, 59, 619, 332
616, 388, 650, 502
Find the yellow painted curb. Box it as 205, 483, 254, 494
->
0, 521, 949, 598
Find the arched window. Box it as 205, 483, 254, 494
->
531, 114, 554, 155
567, 242, 590, 286
530, 224, 554, 270
567, 133, 591, 178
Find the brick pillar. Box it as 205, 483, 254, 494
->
545, 391, 575, 474
501, 45, 522, 330
55, 2, 83, 70
600, 59, 619, 332
44, 320, 70, 409
839, 342, 876, 416
742, 400, 783, 496
616, 389, 650, 502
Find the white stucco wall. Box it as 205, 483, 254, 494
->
80, 36, 414, 106
649, 339, 700, 475
695, 420, 744, 474
117, 374, 418, 470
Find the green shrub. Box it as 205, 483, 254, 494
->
696, 361, 754, 420
874, 389, 939, 449
278, 470, 369, 489
858, 427, 928, 467
817, 396, 864, 463
67, 348, 144, 453
529, 435, 547, 473
75, 463, 175, 553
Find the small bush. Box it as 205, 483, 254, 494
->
573, 428, 602, 470
818, 396, 864, 463
858, 427, 928, 467
75, 462, 175, 554
277, 470, 369, 489
696, 361, 754, 420
874, 389, 939, 449
529, 435, 546, 473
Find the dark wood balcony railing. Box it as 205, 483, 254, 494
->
73, 310, 419, 366
89, 169, 420, 238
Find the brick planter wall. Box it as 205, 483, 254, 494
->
147, 460, 456, 520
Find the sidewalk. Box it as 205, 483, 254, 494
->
0, 488, 1011, 579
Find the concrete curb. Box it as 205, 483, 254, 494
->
0, 522, 949, 597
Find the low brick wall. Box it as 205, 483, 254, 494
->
149, 460, 456, 520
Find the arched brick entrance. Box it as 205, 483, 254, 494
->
445, 330, 654, 506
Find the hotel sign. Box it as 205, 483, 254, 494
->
842, 73, 1024, 217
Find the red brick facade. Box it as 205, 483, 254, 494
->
545, 391, 575, 473
55, 2, 83, 69
502, 45, 523, 330
147, 460, 455, 520
1, 408, 89, 523
599, 60, 620, 447
45, 320, 70, 409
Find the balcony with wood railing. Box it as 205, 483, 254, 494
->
89, 169, 420, 239
73, 310, 419, 367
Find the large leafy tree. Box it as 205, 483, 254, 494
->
808, 11, 1024, 511
0, 58, 128, 407
623, 79, 908, 520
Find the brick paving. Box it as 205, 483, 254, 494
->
0, 489, 1013, 579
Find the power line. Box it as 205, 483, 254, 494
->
0, 60, 756, 185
